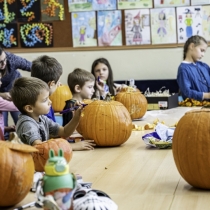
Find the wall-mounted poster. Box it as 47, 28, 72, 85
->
17, 0, 41, 22
151, 8, 176, 44
125, 9, 150, 45
41, 0, 65, 21
93, 0, 116, 10
118, 0, 152, 10
20, 23, 53, 47
191, 0, 210, 5
97, 10, 122, 46
0, 0, 16, 23
176, 6, 202, 43
0, 23, 18, 48
68, 0, 92, 12
154, 0, 190, 8
72, 12, 97, 47
202, 5, 210, 41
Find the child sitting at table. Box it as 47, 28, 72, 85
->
10, 77, 83, 146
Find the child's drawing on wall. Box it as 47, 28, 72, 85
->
68, 0, 92, 12
118, 0, 152, 10
151, 8, 176, 44
154, 0, 190, 8
92, 0, 116, 10
191, 0, 210, 6
176, 6, 202, 43
202, 5, 210, 41
72, 11, 97, 47
97, 10, 122, 46
125, 9, 150, 45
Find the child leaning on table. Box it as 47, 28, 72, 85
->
31, 55, 95, 150
62, 68, 96, 150
10, 77, 83, 146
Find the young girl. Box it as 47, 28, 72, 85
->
91, 58, 123, 99
177, 35, 210, 101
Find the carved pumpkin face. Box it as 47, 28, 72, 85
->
49, 85, 72, 112
0, 141, 38, 206
77, 100, 133, 146
173, 109, 210, 189
115, 87, 147, 119
32, 138, 73, 172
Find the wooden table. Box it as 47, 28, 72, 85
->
8, 107, 210, 210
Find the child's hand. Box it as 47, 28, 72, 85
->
4, 125, 16, 132
96, 78, 106, 93
71, 140, 96, 151
72, 105, 83, 120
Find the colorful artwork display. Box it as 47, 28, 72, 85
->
0, 23, 18, 47
97, 10, 122, 46
20, 23, 53, 47
125, 9, 150, 45
41, 0, 65, 21
151, 8, 176, 44
202, 5, 210, 41
118, 0, 152, 10
68, 0, 93, 12
191, 0, 210, 6
176, 6, 202, 43
154, 0, 190, 8
17, 0, 41, 22
93, 0, 116, 10
71, 11, 97, 47
0, 0, 16, 23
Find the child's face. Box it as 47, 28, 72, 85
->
80, 81, 95, 99
32, 89, 52, 116
94, 63, 109, 81
49, 79, 60, 95
190, 40, 208, 62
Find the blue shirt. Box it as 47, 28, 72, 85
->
45, 106, 56, 122
177, 61, 210, 101
0, 52, 32, 92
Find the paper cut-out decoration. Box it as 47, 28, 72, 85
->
97, 10, 122, 46
191, 0, 210, 5
151, 8, 177, 44
125, 9, 151, 45
93, 0, 116, 11
0, 23, 18, 47
20, 23, 53, 47
17, 0, 41, 22
72, 11, 97, 47
202, 5, 210, 41
154, 0, 190, 8
0, 0, 16, 23
41, 0, 65, 21
68, 0, 93, 12
118, 0, 152, 10
176, 6, 202, 43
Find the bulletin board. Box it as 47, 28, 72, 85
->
0, 0, 210, 52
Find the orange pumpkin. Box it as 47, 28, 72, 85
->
32, 138, 73, 172
115, 87, 147, 119
49, 85, 72, 112
0, 141, 38, 206
172, 109, 210, 189
77, 100, 133, 146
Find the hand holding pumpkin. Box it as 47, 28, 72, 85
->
71, 140, 96, 150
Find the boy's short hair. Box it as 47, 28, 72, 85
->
10, 77, 49, 114
31, 55, 63, 84
68, 68, 95, 93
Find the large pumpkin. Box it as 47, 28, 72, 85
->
0, 141, 37, 206
77, 100, 133, 146
32, 138, 73, 172
115, 87, 147, 119
49, 85, 72, 112
172, 109, 210, 189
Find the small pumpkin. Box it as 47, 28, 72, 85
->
115, 87, 147, 119
77, 99, 133, 146
172, 109, 210, 189
32, 138, 73, 172
0, 141, 38, 206
49, 85, 72, 112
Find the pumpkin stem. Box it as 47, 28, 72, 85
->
104, 93, 112, 101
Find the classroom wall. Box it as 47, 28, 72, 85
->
16, 47, 210, 84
